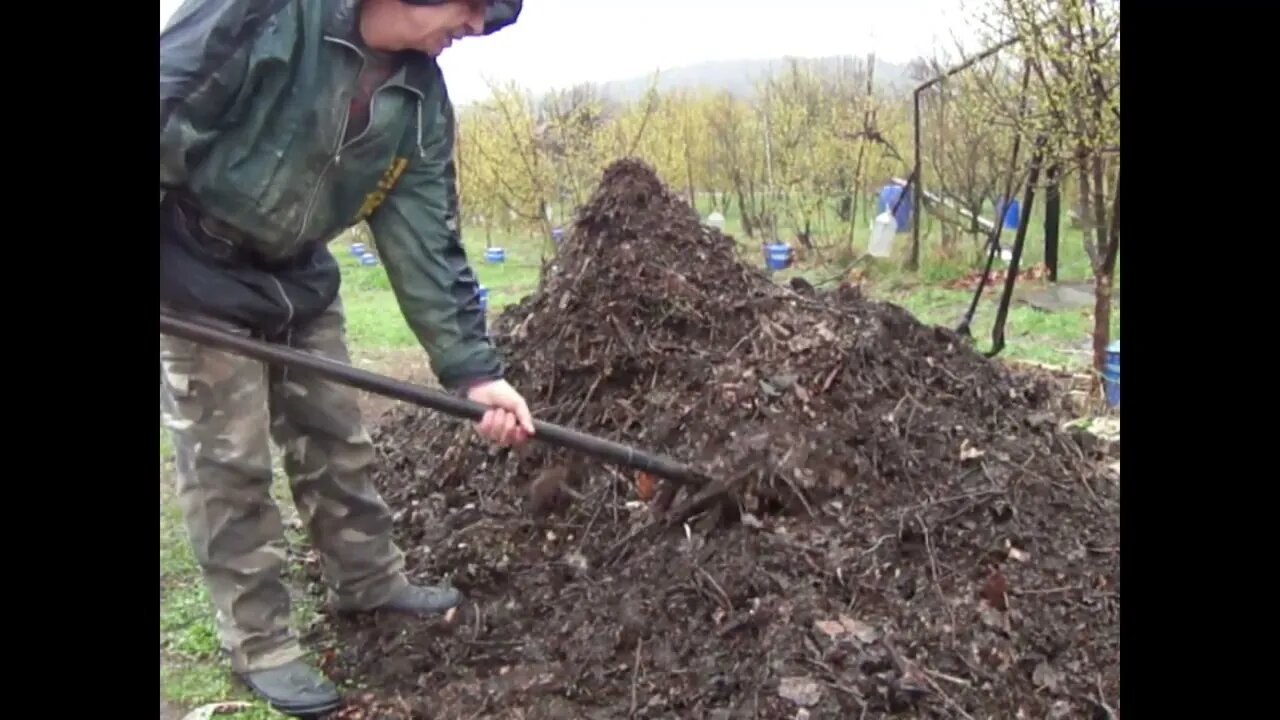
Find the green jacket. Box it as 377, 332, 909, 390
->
159, 0, 519, 390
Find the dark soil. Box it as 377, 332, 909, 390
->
315, 159, 1120, 719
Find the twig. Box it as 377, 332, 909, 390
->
1011, 584, 1083, 597
924, 668, 973, 688
899, 484, 999, 517
695, 567, 733, 612
918, 514, 941, 583
629, 638, 644, 717
860, 534, 895, 558
574, 479, 610, 553
937, 495, 996, 526
918, 513, 958, 640
569, 373, 604, 427
882, 638, 976, 720
1092, 674, 1118, 720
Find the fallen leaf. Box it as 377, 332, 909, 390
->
794, 383, 811, 403
814, 619, 845, 639
814, 615, 880, 644
980, 570, 1009, 610
777, 676, 823, 707
636, 472, 656, 501
1032, 662, 1062, 692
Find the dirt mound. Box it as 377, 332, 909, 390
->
315, 159, 1120, 719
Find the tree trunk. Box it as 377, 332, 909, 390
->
1044, 164, 1061, 282
1090, 167, 1121, 379
1077, 154, 1100, 268
1090, 155, 1108, 265
733, 177, 754, 238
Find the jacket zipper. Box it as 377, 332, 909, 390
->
292, 37, 366, 246
290, 39, 426, 249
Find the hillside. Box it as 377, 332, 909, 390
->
596, 56, 914, 101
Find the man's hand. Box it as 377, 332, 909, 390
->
466, 379, 535, 447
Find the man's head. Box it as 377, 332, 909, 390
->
360, 0, 522, 57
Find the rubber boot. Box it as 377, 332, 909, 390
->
236, 659, 343, 717
332, 582, 464, 617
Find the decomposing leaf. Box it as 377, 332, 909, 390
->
636, 472, 656, 501
777, 675, 823, 707
960, 439, 986, 461
1032, 662, 1062, 692
795, 383, 811, 403
980, 570, 1009, 610
814, 615, 880, 644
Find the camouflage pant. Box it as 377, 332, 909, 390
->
159, 297, 407, 673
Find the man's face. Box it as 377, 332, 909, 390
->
405, 1, 487, 56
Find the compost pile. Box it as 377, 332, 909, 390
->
317, 159, 1120, 719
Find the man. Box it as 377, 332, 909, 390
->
159, 0, 529, 714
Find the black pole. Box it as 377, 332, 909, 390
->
954, 62, 1033, 339
159, 313, 708, 487
910, 88, 923, 271
955, 126, 1022, 338
908, 36, 1020, 276
985, 137, 1045, 358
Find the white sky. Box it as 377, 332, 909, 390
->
161, 0, 977, 104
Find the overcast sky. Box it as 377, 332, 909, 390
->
160, 0, 978, 104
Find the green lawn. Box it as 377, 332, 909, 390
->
160, 215, 1117, 715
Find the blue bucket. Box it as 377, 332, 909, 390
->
997, 199, 1020, 229
877, 184, 912, 232
484, 247, 506, 264
1101, 340, 1120, 408
764, 242, 792, 271
351, 243, 366, 257
478, 286, 488, 311
359, 252, 378, 266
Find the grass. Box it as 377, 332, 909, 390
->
160, 213, 1118, 715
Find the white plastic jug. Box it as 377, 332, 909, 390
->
868, 210, 897, 258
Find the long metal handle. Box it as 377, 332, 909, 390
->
159, 313, 706, 487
